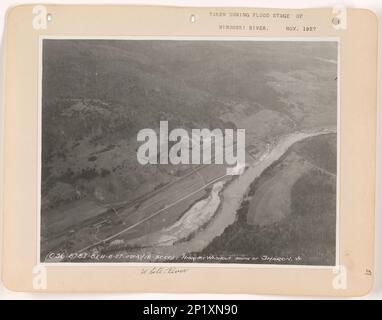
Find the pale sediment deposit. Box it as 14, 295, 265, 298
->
127, 181, 225, 247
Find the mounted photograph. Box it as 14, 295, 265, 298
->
40, 38, 338, 266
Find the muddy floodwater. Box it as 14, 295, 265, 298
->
127, 129, 335, 258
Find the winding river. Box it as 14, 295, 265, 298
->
129, 128, 336, 258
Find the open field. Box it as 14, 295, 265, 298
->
199, 133, 337, 266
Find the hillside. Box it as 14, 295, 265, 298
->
41, 40, 337, 219
200, 133, 337, 266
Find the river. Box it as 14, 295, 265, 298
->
125, 128, 335, 258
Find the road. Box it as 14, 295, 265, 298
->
43, 128, 335, 260
111, 128, 336, 258
77, 173, 229, 253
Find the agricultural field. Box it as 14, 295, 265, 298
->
200, 133, 337, 266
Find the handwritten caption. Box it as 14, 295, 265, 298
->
45, 252, 303, 264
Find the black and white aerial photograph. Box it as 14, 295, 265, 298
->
40, 39, 338, 266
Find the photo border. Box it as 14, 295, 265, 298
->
37, 36, 341, 270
